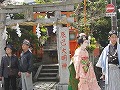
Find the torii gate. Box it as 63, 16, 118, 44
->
0, 0, 82, 89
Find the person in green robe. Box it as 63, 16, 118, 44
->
68, 58, 79, 90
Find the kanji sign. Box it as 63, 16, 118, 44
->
58, 27, 70, 84
106, 4, 115, 13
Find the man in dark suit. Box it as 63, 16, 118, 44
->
18, 39, 33, 90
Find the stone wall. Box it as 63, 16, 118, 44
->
0, 23, 6, 64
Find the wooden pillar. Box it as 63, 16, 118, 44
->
84, 0, 87, 25
0, 13, 6, 64
33, 12, 38, 34
33, 12, 38, 55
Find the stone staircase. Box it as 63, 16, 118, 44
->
34, 64, 59, 82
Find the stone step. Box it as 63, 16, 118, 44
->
38, 77, 57, 80
41, 69, 58, 73
40, 73, 57, 75
38, 77, 58, 81
42, 68, 58, 71
39, 73, 57, 77
42, 64, 59, 69
35, 64, 59, 82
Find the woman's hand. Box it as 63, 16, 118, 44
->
76, 73, 79, 79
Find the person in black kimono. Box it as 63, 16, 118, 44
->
0, 44, 19, 90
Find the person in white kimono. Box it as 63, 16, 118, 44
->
96, 30, 120, 90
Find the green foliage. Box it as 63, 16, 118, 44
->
117, 0, 120, 21
41, 26, 47, 33
13, 13, 24, 19
7, 26, 39, 50
73, 0, 112, 47
34, 0, 45, 4
44, 0, 53, 3
40, 35, 49, 45
92, 17, 111, 47
117, 0, 120, 4
88, 44, 96, 52
74, 0, 106, 32
90, 37, 96, 44
7, 28, 19, 49
6, 25, 49, 51
87, 36, 96, 53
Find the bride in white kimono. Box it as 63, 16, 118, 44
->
96, 30, 120, 90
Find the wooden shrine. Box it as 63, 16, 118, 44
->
0, 0, 83, 89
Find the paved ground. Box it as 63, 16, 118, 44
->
33, 80, 105, 90
0, 81, 57, 90
0, 81, 104, 90
33, 81, 57, 90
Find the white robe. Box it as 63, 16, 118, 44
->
96, 43, 120, 84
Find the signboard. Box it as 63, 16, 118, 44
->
106, 4, 115, 13
106, 12, 116, 17
58, 27, 70, 84
106, 4, 115, 17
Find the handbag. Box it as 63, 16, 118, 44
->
9, 68, 18, 76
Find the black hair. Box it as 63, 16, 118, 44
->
0, 0, 5, 3
30, 44, 33, 48
77, 35, 88, 45
109, 30, 118, 37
